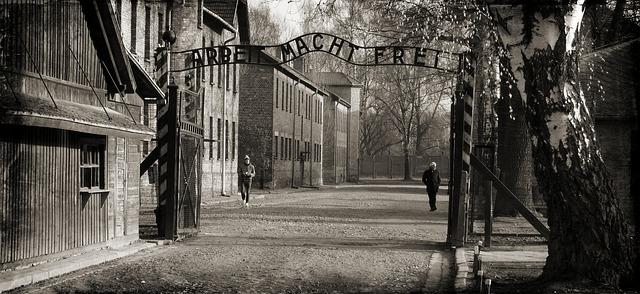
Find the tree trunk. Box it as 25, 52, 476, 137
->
403, 143, 411, 180
493, 2, 634, 285
494, 65, 533, 216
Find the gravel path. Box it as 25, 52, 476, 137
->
13, 184, 450, 293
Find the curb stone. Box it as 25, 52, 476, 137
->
0, 242, 156, 292
454, 247, 470, 292
422, 252, 443, 292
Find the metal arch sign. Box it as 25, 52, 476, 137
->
170, 32, 460, 73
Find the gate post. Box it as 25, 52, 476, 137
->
447, 53, 476, 247
157, 83, 179, 239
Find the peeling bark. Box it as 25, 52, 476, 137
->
495, 62, 533, 216
493, 2, 634, 286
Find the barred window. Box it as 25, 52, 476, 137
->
275, 78, 279, 109
217, 118, 221, 159
274, 136, 279, 160
80, 137, 105, 190
232, 121, 236, 160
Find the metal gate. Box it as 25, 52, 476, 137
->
176, 90, 203, 237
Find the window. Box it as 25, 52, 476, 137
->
232, 121, 236, 160
210, 40, 215, 85
130, 1, 137, 51
288, 138, 292, 160
297, 90, 301, 115
225, 120, 229, 160
217, 118, 221, 159
285, 83, 288, 112
197, 0, 203, 28
80, 137, 106, 190
281, 81, 285, 110
280, 137, 284, 160
305, 95, 311, 119
289, 85, 293, 113
284, 138, 288, 160
157, 12, 164, 44
144, 6, 151, 60
233, 64, 237, 93
226, 65, 230, 90
275, 78, 279, 109
209, 116, 213, 159
274, 136, 279, 160
218, 54, 223, 87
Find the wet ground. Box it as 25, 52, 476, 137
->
13, 183, 452, 293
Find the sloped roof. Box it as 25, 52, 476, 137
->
307, 72, 362, 87
204, 0, 238, 24
0, 93, 154, 138
579, 38, 639, 120
203, 0, 250, 44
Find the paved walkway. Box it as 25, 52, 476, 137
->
9, 183, 453, 293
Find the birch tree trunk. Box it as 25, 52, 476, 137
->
493, 2, 634, 285
495, 61, 534, 216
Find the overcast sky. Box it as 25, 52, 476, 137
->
250, 0, 306, 39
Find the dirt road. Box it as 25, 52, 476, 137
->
14, 183, 452, 293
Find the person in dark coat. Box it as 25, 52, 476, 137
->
422, 162, 441, 211
238, 155, 256, 207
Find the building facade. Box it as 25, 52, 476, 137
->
321, 92, 350, 185
309, 73, 362, 184
239, 53, 325, 189
127, 0, 250, 208
580, 38, 640, 235
0, 1, 156, 267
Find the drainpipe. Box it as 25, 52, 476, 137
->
291, 78, 300, 187
310, 89, 318, 187
335, 100, 338, 184
346, 103, 350, 182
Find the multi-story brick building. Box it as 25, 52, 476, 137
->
309, 73, 362, 184
0, 1, 158, 267
239, 53, 325, 189
123, 0, 250, 207
113, 0, 167, 209
321, 92, 351, 184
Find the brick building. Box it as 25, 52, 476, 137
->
579, 38, 640, 235
0, 1, 157, 267
113, 0, 167, 210
239, 53, 325, 189
308, 73, 362, 184
321, 91, 351, 184
128, 0, 250, 207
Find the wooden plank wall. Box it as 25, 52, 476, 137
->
1, 0, 107, 90
0, 126, 109, 264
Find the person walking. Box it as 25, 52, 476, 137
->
238, 155, 255, 207
422, 162, 441, 211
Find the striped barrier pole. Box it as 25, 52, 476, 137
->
447, 53, 476, 247
156, 83, 179, 239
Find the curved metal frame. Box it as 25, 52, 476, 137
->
170, 32, 461, 73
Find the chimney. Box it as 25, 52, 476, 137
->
292, 56, 305, 72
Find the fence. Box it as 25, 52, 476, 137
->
359, 154, 450, 180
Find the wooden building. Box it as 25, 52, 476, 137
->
0, 1, 160, 268
239, 52, 325, 189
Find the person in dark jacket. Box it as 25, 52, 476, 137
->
422, 162, 441, 211
238, 155, 256, 207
